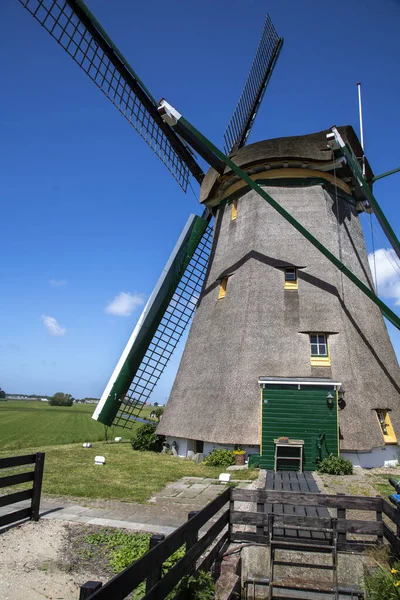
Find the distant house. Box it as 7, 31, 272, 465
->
41, 398, 48, 402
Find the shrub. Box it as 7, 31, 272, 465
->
365, 561, 400, 599
174, 571, 215, 599
317, 454, 353, 475
49, 392, 74, 406
131, 423, 165, 452
204, 449, 235, 468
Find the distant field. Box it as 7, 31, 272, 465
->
0, 401, 153, 451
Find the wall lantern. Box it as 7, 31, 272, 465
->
326, 393, 334, 408
338, 386, 346, 410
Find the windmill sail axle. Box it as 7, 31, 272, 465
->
92, 215, 213, 428
19, 0, 204, 190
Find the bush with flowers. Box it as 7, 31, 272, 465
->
365, 561, 400, 599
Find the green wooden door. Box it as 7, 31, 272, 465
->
260, 385, 338, 471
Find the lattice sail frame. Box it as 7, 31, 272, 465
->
19, 0, 198, 190
92, 215, 213, 428
223, 14, 283, 155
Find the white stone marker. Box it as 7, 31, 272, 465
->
219, 473, 231, 483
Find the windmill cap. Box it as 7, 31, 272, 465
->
200, 126, 373, 207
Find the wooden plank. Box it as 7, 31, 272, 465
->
143, 510, 229, 600
231, 488, 381, 510
0, 454, 37, 469
337, 519, 383, 535
304, 471, 320, 493
231, 511, 332, 530
197, 531, 229, 573
0, 488, 33, 508
230, 532, 268, 544
282, 472, 297, 538
0, 507, 31, 527
289, 471, 310, 539
382, 499, 400, 527
0, 470, 35, 489
383, 522, 400, 554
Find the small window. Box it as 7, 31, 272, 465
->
284, 267, 298, 290
218, 276, 228, 300
231, 199, 237, 221
309, 333, 331, 366
376, 409, 397, 444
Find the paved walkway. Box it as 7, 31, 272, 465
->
1, 477, 252, 536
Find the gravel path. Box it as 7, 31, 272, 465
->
0, 520, 104, 600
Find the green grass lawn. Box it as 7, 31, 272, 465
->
0, 401, 154, 450
0, 441, 257, 503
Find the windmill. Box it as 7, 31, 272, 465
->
19, 0, 400, 470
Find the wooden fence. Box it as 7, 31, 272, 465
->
0, 452, 45, 528
79, 485, 400, 600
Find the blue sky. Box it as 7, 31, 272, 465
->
1, 0, 399, 400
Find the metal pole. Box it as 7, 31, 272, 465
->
357, 82, 365, 176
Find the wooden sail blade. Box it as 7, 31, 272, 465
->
92, 215, 213, 428
18, 0, 204, 190
223, 14, 283, 155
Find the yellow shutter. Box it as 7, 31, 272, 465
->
218, 277, 228, 299
231, 199, 237, 221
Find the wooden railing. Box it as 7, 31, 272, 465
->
0, 453, 45, 528
230, 488, 386, 551
79, 486, 400, 599
80, 486, 231, 600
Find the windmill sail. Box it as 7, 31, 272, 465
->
93, 215, 213, 428
223, 14, 283, 155
19, 0, 203, 190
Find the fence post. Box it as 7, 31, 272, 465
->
31, 452, 45, 521
376, 495, 383, 545
145, 534, 165, 594
257, 492, 265, 537
228, 487, 234, 542
186, 510, 199, 552
337, 493, 346, 547
79, 581, 102, 600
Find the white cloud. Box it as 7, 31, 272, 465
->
105, 292, 146, 317
49, 279, 67, 287
41, 314, 66, 336
368, 248, 400, 305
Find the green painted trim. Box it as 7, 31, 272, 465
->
176, 115, 400, 331
96, 216, 208, 425
332, 131, 400, 260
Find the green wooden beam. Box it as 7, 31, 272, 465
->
158, 103, 400, 331
372, 166, 400, 183
331, 127, 400, 261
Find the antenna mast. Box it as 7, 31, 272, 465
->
357, 82, 366, 176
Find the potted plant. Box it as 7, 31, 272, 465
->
233, 447, 245, 465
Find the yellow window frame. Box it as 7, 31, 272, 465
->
231, 199, 237, 221
284, 267, 298, 290
310, 333, 331, 366
218, 276, 228, 300
376, 409, 397, 444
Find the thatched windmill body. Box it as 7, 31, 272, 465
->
19, 0, 400, 469
157, 128, 400, 469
